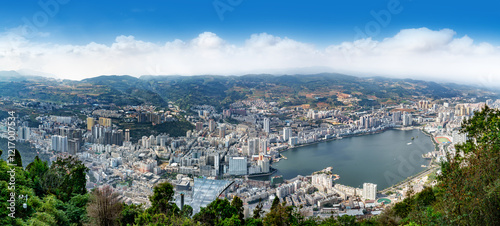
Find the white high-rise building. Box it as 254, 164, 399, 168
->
18, 126, 30, 141
363, 183, 377, 200
142, 136, 150, 148
228, 157, 247, 175
312, 173, 333, 189
276, 183, 295, 198
392, 111, 402, 124
260, 139, 268, 154
51, 135, 68, 153
263, 118, 270, 133
283, 127, 292, 142
248, 138, 259, 156
258, 157, 270, 173
289, 137, 299, 146
51, 136, 58, 151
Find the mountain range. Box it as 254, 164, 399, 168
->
0, 71, 497, 110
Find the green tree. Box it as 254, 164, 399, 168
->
66, 193, 90, 225
380, 106, 500, 225
193, 198, 237, 226
336, 215, 357, 225
231, 196, 244, 223
148, 181, 179, 216
220, 214, 242, 226
437, 106, 500, 225
120, 203, 144, 226
26, 195, 69, 225
13, 149, 22, 167
181, 204, 193, 218
42, 156, 88, 202
135, 211, 198, 226
263, 199, 296, 226
271, 196, 280, 210
246, 218, 264, 226
252, 200, 264, 219
87, 185, 122, 226
26, 156, 49, 197
0, 158, 35, 225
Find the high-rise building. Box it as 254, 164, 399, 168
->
111, 129, 124, 146
363, 183, 377, 200
196, 122, 203, 131
258, 157, 270, 173
91, 125, 108, 143
312, 173, 333, 190
17, 126, 30, 141
99, 117, 112, 127
124, 129, 130, 142
276, 183, 295, 198
219, 125, 226, 138
248, 138, 259, 156
142, 136, 150, 148
150, 135, 156, 146
402, 112, 413, 126
212, 153, 220, 175
418, 100, 430, 109
87, 117, 95, 131
51, 135, 68, 153
209, 119, 216, 132
104, 131, 113, 145
68, 138, 80, 155
392, 111, 402, 124
283, 127, 292, 142
51, 136, 58, 152
263, 118, 270, 133
228, 157, 247, 175
137, 113, 147, 123
260, 139, 268, 154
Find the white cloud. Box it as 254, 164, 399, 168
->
0, 27, 499, 87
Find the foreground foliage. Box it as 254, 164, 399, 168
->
378, 106, 500, 225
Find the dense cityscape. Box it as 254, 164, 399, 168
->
2, 92, 498, 220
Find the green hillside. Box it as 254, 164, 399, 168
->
0, 73, 496, 110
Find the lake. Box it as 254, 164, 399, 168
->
272, 129, 434, 190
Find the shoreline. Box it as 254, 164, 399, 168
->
270, 125, 437, 190
280, 127, 391, 154
276, 126, 421, 156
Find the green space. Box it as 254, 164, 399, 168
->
435, 137, 451, 143
118, 119, 194, 143
377, 198, 391, 205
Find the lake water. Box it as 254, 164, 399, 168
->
272, 129, 433, 190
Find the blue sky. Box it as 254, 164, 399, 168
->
0, 0, 499, 86
1, 0, 499, 45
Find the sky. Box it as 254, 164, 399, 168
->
0, 0, 499, 87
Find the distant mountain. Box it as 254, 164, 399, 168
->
81, 75, 167, 106
0, 70, 50, 82
0, 73, 495, 109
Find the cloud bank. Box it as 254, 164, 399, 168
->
0, 27, 499, 87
